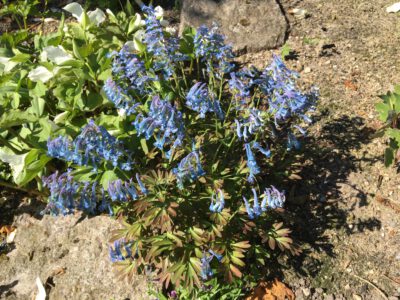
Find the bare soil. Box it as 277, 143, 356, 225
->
238, 0, 400, 298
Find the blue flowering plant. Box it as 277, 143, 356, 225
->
28, 4, 317, 295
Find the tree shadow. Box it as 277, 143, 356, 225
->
282, 114, 382, 277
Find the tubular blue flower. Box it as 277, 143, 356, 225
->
262, 186, 285, 210
78, 182, 98, 214
42, 170, 80, 216
133, 96, 185, 155
103, 78, 140, 116
107, 179, 139, 202
108, 47, 154, 96
244, 143, 260, 183
141, 5, 184, 78
186, 82, 213, 118
199, 249, 222, 280
98, 187, 113, 215
252, 188, 261, 217
287, 132, 301, 150
235, 109, 264, 141
194, 23, 234, 75
242, 196, 254, 219
252, 141, 271, 158
47, 120, 133, 171
209, 189, 225, 213
260, 55, 317, 126
109, 239, 133, 262
135, 173, 148, 195
172, 149, 205, 189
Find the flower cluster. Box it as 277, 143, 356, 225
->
142, 5, 182, 78
109, 239, 133, 262
108, 174, 148, 202
41, 171, 147, 216
209, 189, 225, 213
47, 120, 132, 171
186, 82, 224, 119
172, 148, 205, 189
200, 250, 223, 280
194, 23, 234, 75
134, 96, 185, 157
243, 187, 285, 219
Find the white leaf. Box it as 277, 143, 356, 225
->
0, 148, 28, 184
43, 46, 72, 65
63, 2, 84, 21
88, 8, 106, 26
28, 66, 53, 83
35, 277, 46, 300
134, 13, 143, 27
54, 111, 70, 124
387, 2, 400, 13
0, 57, 18, 73
166, 26, 177, 34
154, 6, 164, 18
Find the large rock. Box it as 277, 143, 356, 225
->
179, 0, 288, 52
0, 213, 149, 299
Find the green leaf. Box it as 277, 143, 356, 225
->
140, 138, 149, 154
375, 102, 391, 122
101, 170, 120, 189
133, 38, 146, 53
0, 110, 37, 128
385, 147, 395, 167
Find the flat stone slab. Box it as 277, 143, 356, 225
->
0, 213, 148, 300
179, 0, 288, 52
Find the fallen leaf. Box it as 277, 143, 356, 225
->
375, 195, 400, 213
246, 279, 295, 300
0, 225, 16, 235
35, 277, 46, 300
387, 2, 400, 13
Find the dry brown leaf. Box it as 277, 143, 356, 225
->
246, 279, 294, 300
375, 195, 400, 213
0, 225, 16, 235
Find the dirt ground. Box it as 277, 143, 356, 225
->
1, 0, 400, 299
240, 0, 400, 298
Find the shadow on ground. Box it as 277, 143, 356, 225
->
282, 114, 382, 277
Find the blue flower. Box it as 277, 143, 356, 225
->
200, 249, 222, 280
261, 186, 285, 210
235, 109, 264, 141
287, 132, 301, 150
172, 148, 205, 189
47, 120, 133, 171
42, 170, 79, 216
108, 47, 152, 96
141, 5, 184, 78
103, 78, 140, 116
244, 143, 260, 183
109, 239, 133, 262
252, 141, 271, 158
194, 23, 234, 75
107, 179, 138, 202
260, 55, 317, 125
209, 189, 225, 213
242, 188, 262, 219
186, 82, 224, 119
133, 96, 185, 156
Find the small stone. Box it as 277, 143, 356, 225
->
324, 60, 331, 65
295, 289, 305, 300
388, 296, 399, 300
353, 294, 362, 300
302, 288, 311, 297
304, 67, 312, 73
325, 295, 335, 300
315, 288, 323, 294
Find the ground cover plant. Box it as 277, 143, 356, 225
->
0, 2, 318, 298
